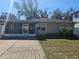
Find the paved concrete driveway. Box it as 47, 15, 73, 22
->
0, 40, 46, 59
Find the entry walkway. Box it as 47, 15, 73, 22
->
0, 40, 46, 59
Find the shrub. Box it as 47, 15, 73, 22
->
36, 34, 45, 40
60, 27, 73, 36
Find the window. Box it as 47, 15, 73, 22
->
75, 14, 77, 18
36, 23, 47, 32
37, 27, 40, 30
37, 27, 46, 31
41, 27, 45, 31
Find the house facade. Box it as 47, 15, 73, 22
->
72, 11, 79, 37
0, 18, 75, 37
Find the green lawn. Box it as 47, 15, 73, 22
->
40, 39, 79, 59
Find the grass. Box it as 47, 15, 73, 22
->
40, 39, 79, 59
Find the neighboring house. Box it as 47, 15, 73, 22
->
0, 18, 75, 37
72, 11, 79, 37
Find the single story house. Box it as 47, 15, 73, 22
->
0, 18, 76, 37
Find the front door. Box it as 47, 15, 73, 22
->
22, 24, 29, 34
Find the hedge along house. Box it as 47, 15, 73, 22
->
0, 18, 75, 37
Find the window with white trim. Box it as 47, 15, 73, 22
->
36, 23, 47, 31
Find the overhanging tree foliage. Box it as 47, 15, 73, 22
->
63, 8, 76, 21
51, 8, 76, 20
51, 9, 63, 19
13, 0, 39, 19
39, 9, 48, 18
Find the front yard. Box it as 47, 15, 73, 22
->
40, 39, 79, 59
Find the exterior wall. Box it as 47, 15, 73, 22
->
0, 21, 60, 35
74, 28, 79, 36
5, 22, 22, 34
47, 23, 60, 34
5, 22, 35, 34
35, 23, 60, 35
0, 19, 75, 36
74, 23, 79, 36
73, 18, 79, 22
35, 23, 47, 35
72, 13, 79, 36
72, 13, 79, 22
0, 24, 4, 34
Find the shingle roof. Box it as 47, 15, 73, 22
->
0, 18, 76, 24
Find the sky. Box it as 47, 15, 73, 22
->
0, 0, 79, 14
